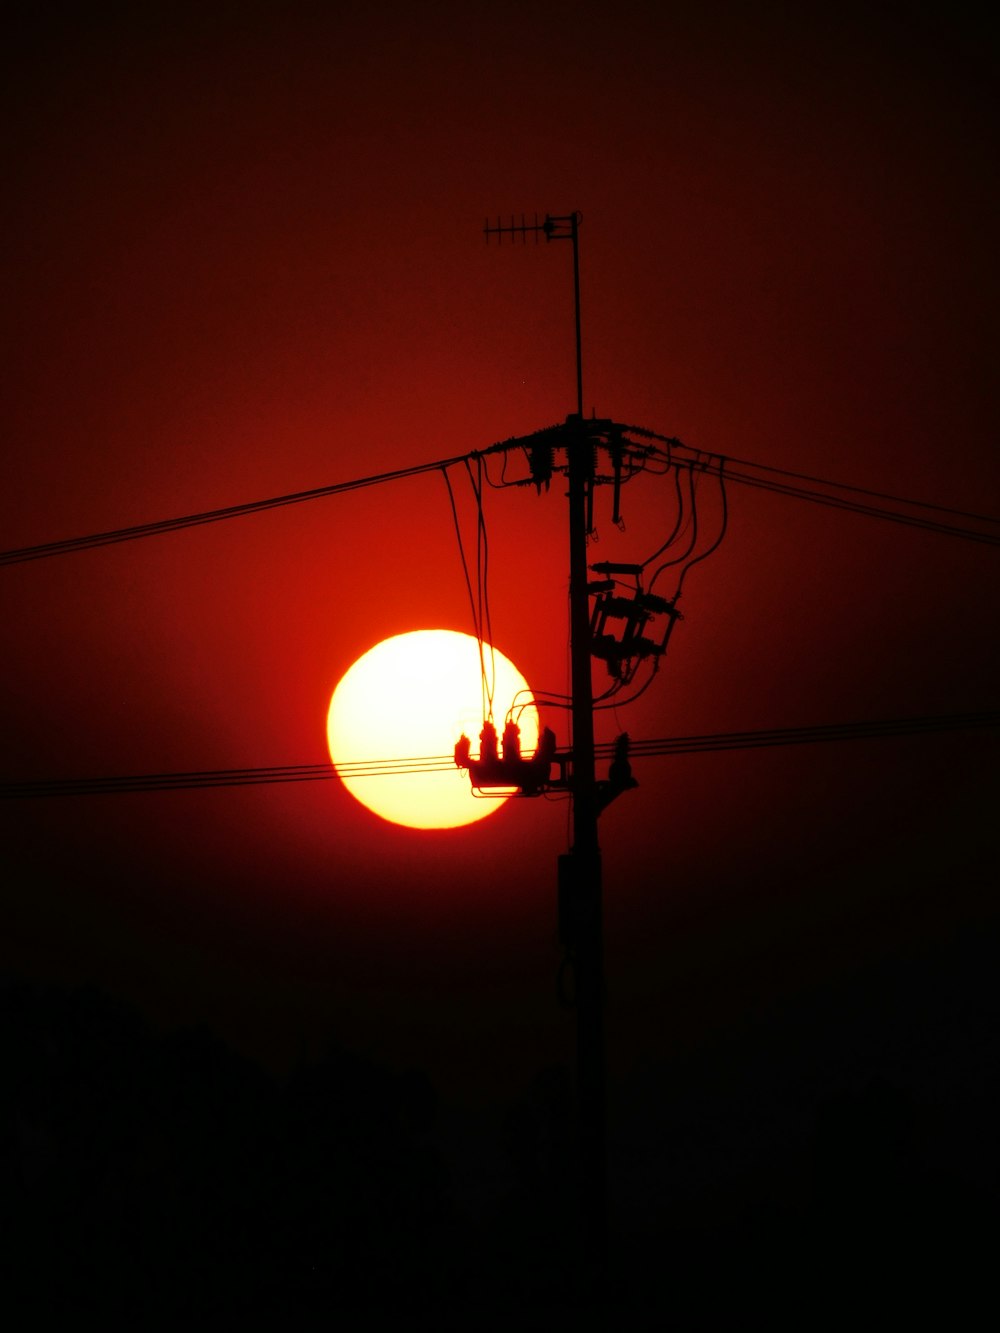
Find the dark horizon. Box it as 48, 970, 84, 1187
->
4, 899, 994, 1320
2, 1, 997, 1320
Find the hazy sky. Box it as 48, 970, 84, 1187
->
2, 2, 997, 1123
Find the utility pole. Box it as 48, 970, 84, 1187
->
483, 211, 608, 1288
565, 406, 608, 1286
466, 211, 709, 1303
466, 214, 699, 1309
555, 213, 608, 1289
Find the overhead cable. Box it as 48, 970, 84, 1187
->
624, 424, 1000, 545
625, 423, 1000, 526
0, 445, 512, 567
2, 710, 995, 799
722, 466, 1000, 545
3, 421, 996, 565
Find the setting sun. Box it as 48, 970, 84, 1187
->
327, 630, 538, 830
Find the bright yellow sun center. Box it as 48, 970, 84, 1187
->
326, 629, 538, 829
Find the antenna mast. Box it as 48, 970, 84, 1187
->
484, 212, 584, 415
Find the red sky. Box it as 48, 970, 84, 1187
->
2, 0, 997, 1136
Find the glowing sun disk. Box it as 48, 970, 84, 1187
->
327, 629, 538, 829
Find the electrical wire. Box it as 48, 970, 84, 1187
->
465, 456, 497, 719
507, 688, 571, 730
443, 459, 499, 726
0, 444, 513, 567
623, 424, 1000, 546
3, 710, 994, 798
594, 658, 662, 710
673, 458, 728, 598
686, 439, 1000, 527
0, 756, 453, 799
647, 463, 701, 590
3, 423, 995, 567
720, 466, 1000, 545
639, 463, 685, 567
441, 466, 480, 655
625, 424, 1000, 526
614, 709, 1000, 758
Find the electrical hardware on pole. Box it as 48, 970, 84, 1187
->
455, 212, 728, 1293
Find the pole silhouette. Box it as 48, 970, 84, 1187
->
566, 409, 609, 1287
485, 210, 611, 1292
558, 213, 608, 1292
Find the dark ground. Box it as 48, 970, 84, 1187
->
4, 913, 995, 1327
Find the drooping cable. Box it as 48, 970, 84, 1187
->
648, 462, 701, 591
0, 453, 497, 567
4, 424, 996, 568
0, 434, 549, 569
673, 458, 729, 599
624, 424, 1000, 527
465, 456, 496, 720
719, 466, 1000, 545
4, 710, 995, 798
0, 756, 455, 799
594, 659, 661, 711
618, 708, 1000, 757
695, 443, 1000, 527
623, 425, 1000, 546
639, 462, 685, 568
441, 466, 481, 688
507, 687, 571, 728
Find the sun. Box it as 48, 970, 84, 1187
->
327, 629, 539, 830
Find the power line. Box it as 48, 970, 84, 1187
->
3, 710, 994, 799
4, 421, 996, 568
722, 466, 1000, 546
626, 425, 1000, 546
620, 708, 1000, 756
714, 448, 1000, 528
0, 446, 509, 567
0, 755, 456, 799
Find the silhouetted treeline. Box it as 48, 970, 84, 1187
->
2, 926, 995, 1325
0, 981, 468, 1319
610, 922, 997, 1326
0, 980, 592, 1323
